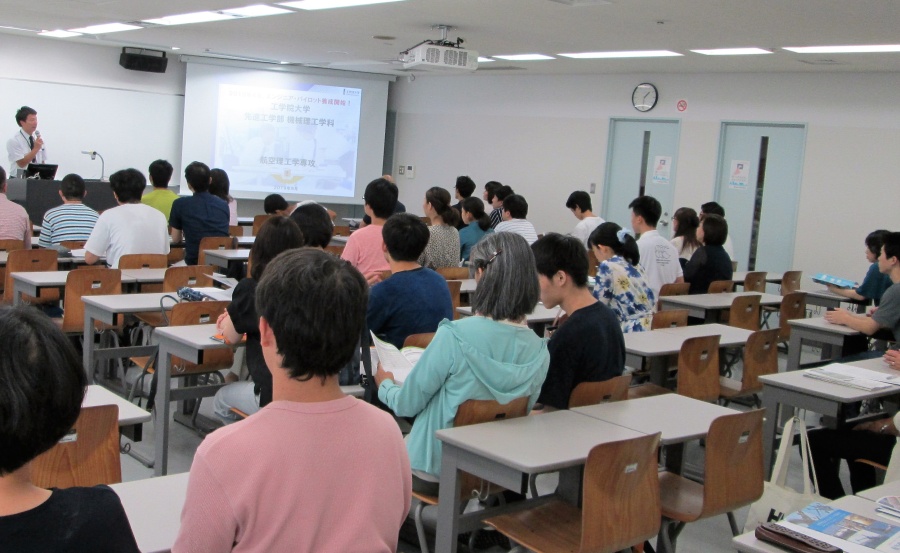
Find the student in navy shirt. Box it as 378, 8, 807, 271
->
169, 161, 230, 265
828, 229, 893, 306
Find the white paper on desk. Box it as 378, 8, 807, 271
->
819, 364, 900, 386
370, 332, 423, 384
205, 273, 238, 289
192, 287, 234, 301
804, 369, 893, 391
69, 248, 87, 257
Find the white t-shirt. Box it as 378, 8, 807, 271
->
636, 229, 683, 298
7, 129, 47, 176
571, 216, 604, 248
85, 203, 170, 268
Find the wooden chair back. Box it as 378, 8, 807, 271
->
778, 291, 807, 342
325, 245, 344, 256
701, 409, 765, 518
162, 265, 214, 292
252, 214, 272, 236
447, 280, 462, 320
728, 294, 761, 331
228, 225, 243, 238
31, 405, 121, 488
568, 374, 632, 408
739, 329, 780, 393
676, 335, 721, 402
707, 280, 734, 294
169, 301, 233, 375
581, 432, 662, 553
651, 309, 689, 330
781, 270, 803, 295
59, 240, 86, 250
4, 248, 58, 303
167, 246, 185, 265
333, 225, 351, 237
197, 236, 234, 266
437, 267, 469, 280
657, 282, 690, 309
117, 254, 168, 270
587, 248, 599, 274
0, 239, 25, 252
402, 332, 435, 349
742, 272, 768, 293
61, 268, 122, 334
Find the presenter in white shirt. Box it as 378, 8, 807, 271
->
6, 106, 47, 177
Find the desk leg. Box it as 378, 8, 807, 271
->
12, 281, 23, 306
787, 333, 803, 371
83, 314, 95, 384
761, 393, 781, 479
153, 348, 172, 477
435, 446, 462, 553
648, 357, 668, 387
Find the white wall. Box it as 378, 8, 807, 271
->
389, 71, 900, 279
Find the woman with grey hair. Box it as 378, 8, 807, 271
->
374, 232, 550, 494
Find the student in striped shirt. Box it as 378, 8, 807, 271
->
37, 173, 98, 248
495, 193, 539, 245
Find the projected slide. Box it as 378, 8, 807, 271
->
213, 83, 361, 197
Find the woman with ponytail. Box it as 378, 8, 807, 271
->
419, 187, 461, 269
588, 222, 656, 332
459, 197, 493, 262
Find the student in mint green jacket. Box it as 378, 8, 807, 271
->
375, 232, 550, 494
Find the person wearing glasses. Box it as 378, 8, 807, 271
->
374, 232, 549, 494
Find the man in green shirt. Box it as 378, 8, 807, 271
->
140, 159, 178, 220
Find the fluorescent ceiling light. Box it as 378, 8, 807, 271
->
40, 29, 82, 38
691, 47, 772, 56
0, 24, 39, 32
223, 4, 293, 17
493, 54, 555, 61
69, 22, 142, 34
559, 50, 682, 59
279, 0, 405, 10
477, 57, 495, 63
783, 44, 900, 54
144, 11, 235, 25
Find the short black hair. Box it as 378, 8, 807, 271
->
866, 230, 891, 258
484, 181, 503, 202
700, 201, 725, 218
495, 185, 514, 202
701, 214, 728, 247
256, 249, 368, 382
250, 217, 304, 280
0, 166, 6, 188
503, 194, 528, 219
0, 305, 86, 475
184, 161, 210, 193
209, 168, 231, 202
883, 232, 900, 262
60, 173, 86, 200
148, 159, 173, 188
532, 233, 589, 288
455, 176, 476, 198
382, 213, 429, 262
15, 106, 36, 127
565, 191, 592, 212
364, 177, 398, 220
264, 194, 289, 215
290, 204, 334, 248
629, 195, 662, 227
109, 168, 147, 203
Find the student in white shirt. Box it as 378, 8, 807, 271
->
565, 190, 604, 248
628, 195, 684, 299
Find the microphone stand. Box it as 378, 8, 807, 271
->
81, 150, 106, 181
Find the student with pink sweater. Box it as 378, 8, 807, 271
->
173, 248, 411, 553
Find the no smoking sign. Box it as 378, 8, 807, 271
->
676, 99, 688, 112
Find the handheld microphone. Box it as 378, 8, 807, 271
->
35, 130, 44, 150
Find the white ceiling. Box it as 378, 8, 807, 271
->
3, 0, 900, 76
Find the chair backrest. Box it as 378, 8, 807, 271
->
447, 280, 462, 320
162, 265, 214, 292
651, 309, 689, 330
169, 301, 233, 375
587, 248, 599, 274
781, 270, 803, 294
333, 225, 351, 237
197, 236, 234, 266
167, 246, 186, 265
4, 248, 58, 303
657, 283, 690, 310
325, 245, 344, 256
0, 239, 25, 252
701, 409, 765, 518
743, 271, 767, 293
59, 240, 86, 250
228, 225, 243, 238
61, 268, 122, 333
252, 214, 272, 236
676, 335, 721, 402
728, 294, 761, 331
117, 253, 168, 270
778, 291, 808, 342
437, 267, 470, 280
707, 280, 734, 294
31, 405, 122, 488
739, 329, 780, 392
403, 332, 435, 349
568, 374, 632, 408
581, 432, 662, 553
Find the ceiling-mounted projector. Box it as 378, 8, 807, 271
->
400, 25, 478, 72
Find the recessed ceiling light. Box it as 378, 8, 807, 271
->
783, 44, 900, 54
223, 5, 293, 17
691, 48, 772, 56
144, 11, 235, 26
477, 57, 495, 63
40, 29, 82, 38
69, 22, 142, 34
171, 46, 181, 50
280, 0, 404, 9
493, 54, 555, 61
558, 50, 682, 59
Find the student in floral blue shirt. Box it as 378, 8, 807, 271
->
588, 222, 656, 333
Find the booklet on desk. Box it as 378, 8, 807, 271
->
812, 273, 859, 289
803, 363, 900, 391
369, 332, 424, 384
780, 501, 900, 552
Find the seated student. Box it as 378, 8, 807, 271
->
670, 207, 702, 267
588, 222, 656, 333
487, 183, 513, 229
0, 305, 139, 552
699, 201, 735, 259
419, 187, 461, 269
170, 161, 230, 266
209, 168, 238, 226
452, 175, 476, 230
827, 229, 893, 306
459, 196, 493, 262
368, 213, 454, 349
141, 159, 178, 220
37, 173, 99, 248
532, 234, 625, 410
265, 193, 337, 221
683, 214, 734, 294
629, 195, 684, 299
361, 174, 405, 227
565, 190, 604, 248
341, 177, 397, 283
290, 203, 335, 248
495, 194, 539, 245
375, 232, 549, 494
212, 217, 305, 423
174, 249, 411, 552
0, 167, 32, 248
84, 168, 170, 268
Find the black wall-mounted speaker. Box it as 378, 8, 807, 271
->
119, 48, 168, 73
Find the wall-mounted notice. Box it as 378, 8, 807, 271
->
728, 160, 750, 190
652, 156, 672, 185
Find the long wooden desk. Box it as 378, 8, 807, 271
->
659, 292, 783, 323
111, 473, 189, 553
787, 317, 863, 371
